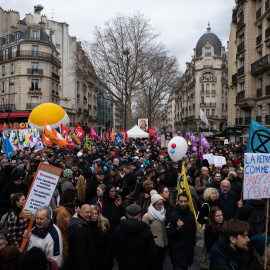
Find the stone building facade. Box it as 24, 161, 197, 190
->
174, 25, 228, 133
227, 0, 270, 141
0, 5, 99, 132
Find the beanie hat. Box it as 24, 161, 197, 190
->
19, 247, 47, 270
150, 190, 158, 196
233, 160, 240, 167
250, 235, 270, 256
151, 193, 163, 205
12, 170, 26, 181
63, 169, 73, 178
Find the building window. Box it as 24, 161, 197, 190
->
31, 62, 39, 74
212, 84, 215, 92
12, 47, 17, 58
32, 45, 39, 56
10, 63, 15, 74
239, 82, 245, 92
32, 30, 39, 40
202, 73, 207, 80
206, 84, 210, 93
10, 96, 14, 105
31, 96, 39, 103
205, 48, 211, 56
31, 79, 39, 90
212, 109, 215, 116
201, 97, 204, 104
206, 109, 210, 117
205, 59, 211, 67
2, 81, 6, 93
212, 97, 215, 103
1, 98, 6, 105
9, 81, 14, 92
2, 66, 6, 76
209, 73, 215, 80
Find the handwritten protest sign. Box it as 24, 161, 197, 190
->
213, 156, 226, 167
243, 153, 270, 200
20, 162, 62, 219
203, 154, 214, 164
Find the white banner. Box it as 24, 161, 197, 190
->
203, 154, 214, 164
213, 156, 226, 167
243, 153, 270, 200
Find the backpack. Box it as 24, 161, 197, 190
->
0, 210, 14, 236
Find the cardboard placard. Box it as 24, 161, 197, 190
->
165, 132, 173, 140
243, 153, 270, 200
203, 154, 214, 164
213, 156, 226, 167
20, 162, 62, 219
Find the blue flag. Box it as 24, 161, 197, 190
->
2, 134, 14, 159
114, 134, 121, 146
119, 135, 124, 147
247, 118, 270, 153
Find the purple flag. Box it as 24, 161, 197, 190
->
171, 129, 174, 135
190, 131, 198, 153
199, 133, 210, 149
199, 144, 204, 160
179, 131, 183, 137
190, 131, 196, 143
156, 133, 161, 143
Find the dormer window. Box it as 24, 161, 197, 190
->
205, 48, 211, 56
32, 30, 39, 40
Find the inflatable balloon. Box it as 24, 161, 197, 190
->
28, 103, 69, 131
168, 136, 188, 162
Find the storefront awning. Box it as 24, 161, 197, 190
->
0, 112, 30, 118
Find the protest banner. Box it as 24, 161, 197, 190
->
203, 153, 214, 164
243, 153, 270, 200
19, 162, 62, 251
213, 156, 226, 167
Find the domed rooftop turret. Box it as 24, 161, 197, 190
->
195, 23, 222, 58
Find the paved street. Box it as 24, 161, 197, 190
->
113, 228, 204, 270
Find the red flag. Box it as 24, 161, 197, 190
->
66, 134, 75, 149
61, 123, 71, 137
105, 132, 110, 140
72, 123, 85, 144
120, 129, 124, 137
125, 129, 129, 142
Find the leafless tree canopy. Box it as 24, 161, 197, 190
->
86, 12, 180, 129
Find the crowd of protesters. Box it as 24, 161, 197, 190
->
0, 138, 269, 270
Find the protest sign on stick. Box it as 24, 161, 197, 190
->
19, 162, 62, 251
243, 153, 270, 270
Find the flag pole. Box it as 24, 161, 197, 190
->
264, 198, 269, 270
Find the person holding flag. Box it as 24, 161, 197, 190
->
166, 161, 200, 270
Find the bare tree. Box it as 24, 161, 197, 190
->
86, 12, 180, 129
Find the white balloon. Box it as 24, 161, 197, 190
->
167, 136, 188, 162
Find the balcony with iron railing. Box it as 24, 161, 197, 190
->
27, 68, 43, 75
221, 77, 228, 84
237, 41, 245, 53
232, 9, 237, 21
256, 116, 262, 123
52, 72, 59, 80
211, 90, 216, 94
29, 87, 41, 91
251, 54, 270, 75
256, 8, 262, 20
266, 0, 270, 11
237, 16, 245, 31
0, 104, 15, 111
257, 34, 262, 46
203, 64, 212, 68
83, 109, 89, 114
236, 90, 245, 102
199, 76, 216, 82
238, 66, 245, 77
26, 103, 40, 110
257, 88, 262, 98
200, 102, 216, 107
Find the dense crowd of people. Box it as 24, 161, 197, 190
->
0, 138, 269, 270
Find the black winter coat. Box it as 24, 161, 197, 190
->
90, 221, 112, 270
111, 219, 158, 270
166, 205, 196, 268
67, 215, 95, 270
217, 190, 238, 221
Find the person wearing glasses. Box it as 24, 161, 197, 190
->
142, 192, 167, 270
166, 192, 196, 270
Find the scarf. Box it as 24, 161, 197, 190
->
149, 203, 166, 222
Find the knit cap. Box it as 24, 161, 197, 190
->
151, 192, 163, 205
63, 169, 73, 178
250, 235, 270, 256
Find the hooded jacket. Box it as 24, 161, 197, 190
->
111, 219, 158, 270
209, 239, 244, 270
166, 205, 196, 268
67, 215, 95, 270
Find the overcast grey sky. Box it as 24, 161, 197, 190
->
1, 0, 236, 71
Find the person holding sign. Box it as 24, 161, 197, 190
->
24, 206, 63, 267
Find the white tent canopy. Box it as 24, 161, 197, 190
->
127, 125, 149, 138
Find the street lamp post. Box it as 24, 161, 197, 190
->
123, 49, 129, 131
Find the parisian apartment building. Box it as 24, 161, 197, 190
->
0, 5, 104, 132
164, 25, 228, 134
227, 0, 270, 141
